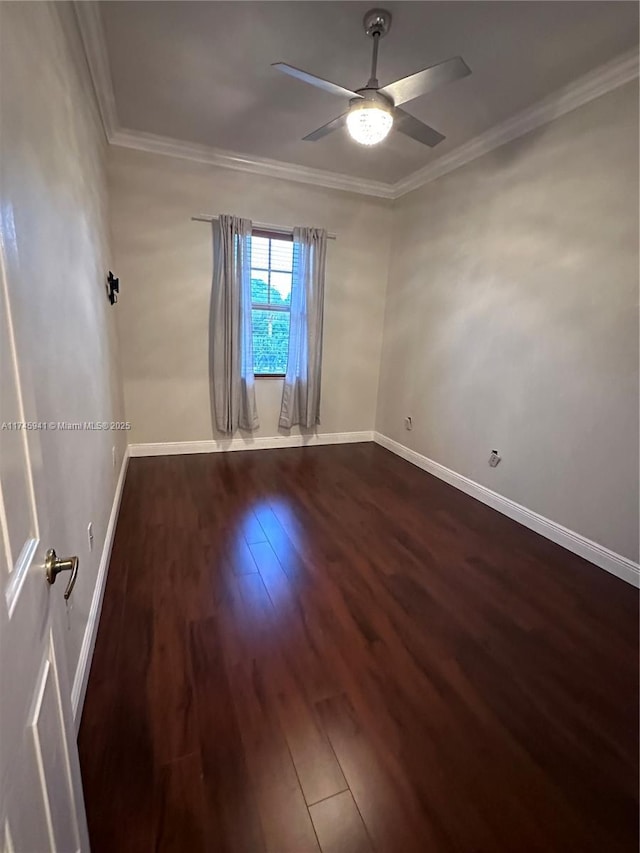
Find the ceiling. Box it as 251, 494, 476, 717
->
98, 1, 638, 185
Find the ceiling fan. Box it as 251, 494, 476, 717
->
273, 8, 471, 148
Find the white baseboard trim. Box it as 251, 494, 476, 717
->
374, 432, 640, 588
71, 449, 130, 730
128, 431, 374, 457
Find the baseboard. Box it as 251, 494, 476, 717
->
374, 432, 640, 588
128, 431, 374, 457
71, 448, 130, 730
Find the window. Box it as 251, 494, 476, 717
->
251, 230, 292, 377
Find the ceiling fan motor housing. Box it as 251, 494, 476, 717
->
352, 88, 393, 108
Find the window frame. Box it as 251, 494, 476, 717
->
251, 228, 293, 379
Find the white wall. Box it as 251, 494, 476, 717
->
0, 3, 126, 690
109, 147, 392, 445
377, 82, 639, 562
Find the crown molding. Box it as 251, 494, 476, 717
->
73, 1, 392, 197
73, 0, 638, 201
73, 1, 118, 141
392, 48, 639, 198
109, 128, 396, 198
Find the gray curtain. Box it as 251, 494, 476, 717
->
210, 215, 259, 433
279, 226, 327, 429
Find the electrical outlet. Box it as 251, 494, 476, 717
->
488, 450, 501, 468
404, 416, 413, 431
112, 446, 116, 468
87, 522, 94, 551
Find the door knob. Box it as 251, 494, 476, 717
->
45, 549, 79, 600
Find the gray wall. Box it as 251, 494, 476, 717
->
0, 3, 127, 688
377, 82, 639, 561
109, 147, 392, 444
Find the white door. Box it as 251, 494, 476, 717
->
0, 179, 89, 851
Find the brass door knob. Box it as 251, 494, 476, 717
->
45, 549, 79, 600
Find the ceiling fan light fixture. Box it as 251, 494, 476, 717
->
346, 101, 393, 146
274, 8, 470, 149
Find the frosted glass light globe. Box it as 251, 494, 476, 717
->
346, 102, 393, 146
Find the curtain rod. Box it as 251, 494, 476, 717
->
191, 215, 337, 240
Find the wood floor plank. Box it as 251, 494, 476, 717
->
309, 790, 373, 853
242, 507, 269, 544
228, 534, 260, 576
265, 657, 347, 807
81, 522, 158, 853
248, 540, 348, 805
153, 753, 206, 853
316, 692, 446, 853
150, 553, 198, 765
249, 525, 339, 703
229, 656, 322, 853
231, 573, 322, 851
189, 617, 266, 853
79, 444, 639, 853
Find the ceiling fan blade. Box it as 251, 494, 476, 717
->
380, 56, 471, 107
303, 113, 348, 142
272, 63, 363, 101
393, 109, 445, 148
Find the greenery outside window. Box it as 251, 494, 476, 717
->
251, 230, 292, 377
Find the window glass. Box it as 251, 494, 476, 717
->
251, 234, 292, 375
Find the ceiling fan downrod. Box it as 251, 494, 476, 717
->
364, 8, 392, 89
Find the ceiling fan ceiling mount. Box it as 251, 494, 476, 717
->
363, 8, 392, 39
272, 8, 471, 148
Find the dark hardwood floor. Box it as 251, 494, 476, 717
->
78, 443, 639, 853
